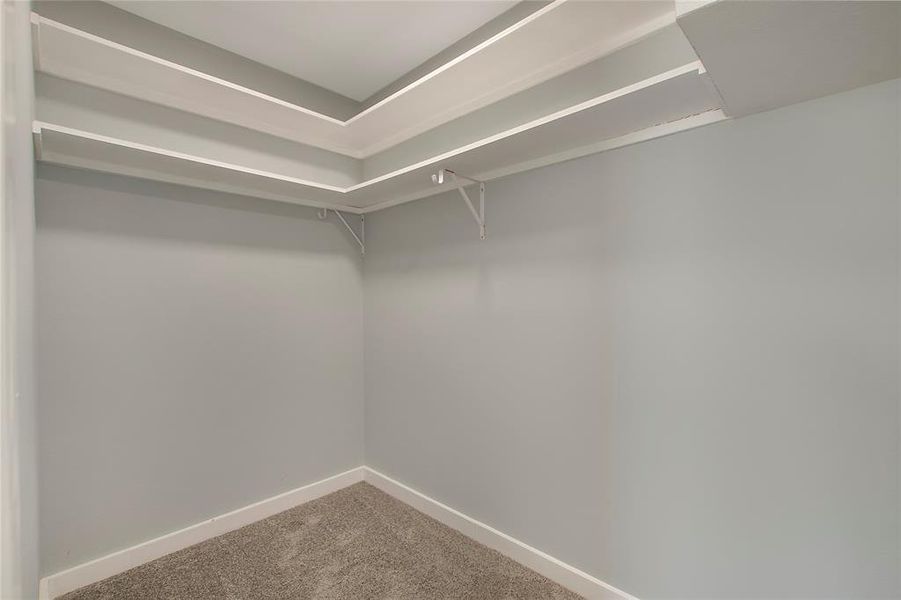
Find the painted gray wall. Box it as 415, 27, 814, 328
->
1, 1, 39, 597
364, 79, 901, 599
35, 165, 364, 576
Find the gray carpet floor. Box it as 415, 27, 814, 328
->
60, 482, 584, 599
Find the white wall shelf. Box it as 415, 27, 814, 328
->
32, 122, 360, 212
31, 0, 675, 158
34, 62, 722, 214
677, 0, 901, 117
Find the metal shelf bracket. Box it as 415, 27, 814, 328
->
432, 169, 486, 240
318, 208, 364, 255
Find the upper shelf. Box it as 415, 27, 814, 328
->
31, 0, 676, 158
677, 0, 901, 117
34, 62, 724, 214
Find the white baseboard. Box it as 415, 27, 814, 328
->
363, 467, 638, 600
39, 466, 366, 600
40, 465, 638, 600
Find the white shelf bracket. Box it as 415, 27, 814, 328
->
432, 169, 486, 240
318, 208, 365, 255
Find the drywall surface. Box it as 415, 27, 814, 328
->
35, 166, 364, 576
364, 79, 901, 599
1, 1, 39, 597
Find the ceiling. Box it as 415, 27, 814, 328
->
107, 0, 516, 102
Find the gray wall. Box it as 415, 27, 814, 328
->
364, 79, 901, 599
1, 1, 39, 597
35, 166, 364, 575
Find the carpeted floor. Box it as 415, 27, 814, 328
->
60, 482, 584, 599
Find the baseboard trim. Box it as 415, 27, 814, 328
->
40, 465, 638, 600
363, 467, 638, 600
39, 466, 366, 599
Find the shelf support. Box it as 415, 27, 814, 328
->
433, 169, 486, 240
318, 208, 365, 255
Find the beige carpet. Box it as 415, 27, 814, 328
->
60, 482, 584, 599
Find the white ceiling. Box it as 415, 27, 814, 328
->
107, 0, 516, 102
